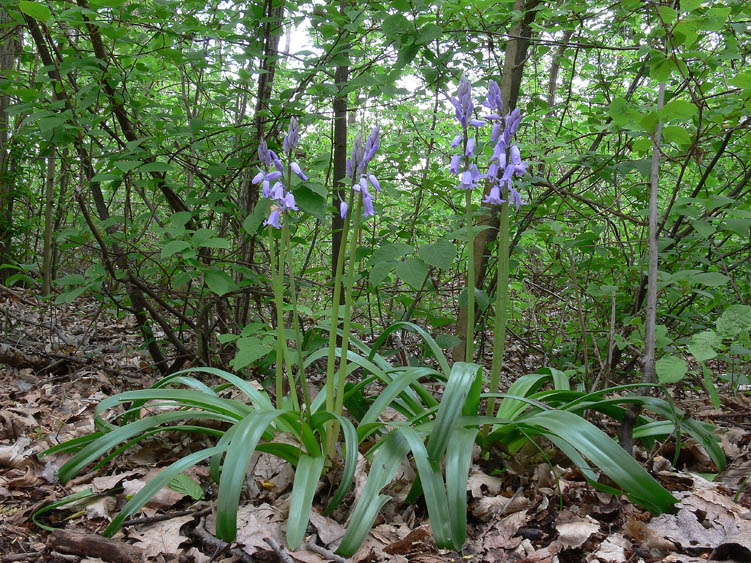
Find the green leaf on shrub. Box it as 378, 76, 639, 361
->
168, 474, 204, 500
716, 305, 751, 338
418, 239, 456, 270
656, 355, 687, 383
231, 336, 274, 369
369, 261, 393, 286
396, 258, 428, 290
161, 240, 191, 259
693, 272, 728, 287
435, 334, 462, 349
19, 1, 51, 22
688, 330, 720, 363
204, 269, 237, 296
243, 198, 270, 236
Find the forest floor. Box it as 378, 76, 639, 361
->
0, 285, 750, 563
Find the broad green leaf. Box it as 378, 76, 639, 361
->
382, 13, 411, 38
662, 99, 697, 121
19, 1, 51, 22
198, 237, 230, 250
231, 336, 273, 370
369, 261, 393, 285
716, 305, 751, 338
140, 162, 172, 173
657, 5, 677, 24
418, 239, 456, 270
691, 220, 715, 238
395, 257, 428, 290
115, 160, 141, 172
656, 355, 688, 384
294, 187, 326, 221
168, 473, 204, 500
243, 198, 271, 236
680, 0, 701, 11
370, 242, 412, 264
663, 125, 692, 146
693, 272, 728, 287
416, 23, 443, 44
729, 72, 751, 90
161, 240, 191, 259
688, 330, 720, 363
204, 269, 238, 296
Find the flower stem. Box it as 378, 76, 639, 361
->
283, 221, 312, 429
324, 190, 355, 458
269, 225, 284, 409
334, 194, 363, 420
486, 200, 509, 421
465, 189, 475, 363
276, 223, 300, 412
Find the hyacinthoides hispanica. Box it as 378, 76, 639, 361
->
449, 77, 528, 419
253, 118, 313, 426
324, 127, 381, 457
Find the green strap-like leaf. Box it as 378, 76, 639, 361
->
286, 455, 326, 550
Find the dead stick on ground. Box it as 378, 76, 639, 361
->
263, 537, 294, 563
122, 506, 211, 527
306, 541, 348, 563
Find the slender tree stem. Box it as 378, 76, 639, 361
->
486, 200, 509, 421
465, 189, 475, 363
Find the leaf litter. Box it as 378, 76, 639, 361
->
1, 290, 750, 562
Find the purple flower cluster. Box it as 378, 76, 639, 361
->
253, 117, 308, 228
449, 76, 528, 210
341, 127, 381, 219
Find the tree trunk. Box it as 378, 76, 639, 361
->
42, 155, 56, 296
0, 8, 20, 283
453, 0, 541, 362
331, 0, 348, 283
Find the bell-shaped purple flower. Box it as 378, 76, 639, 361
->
465, 136, 475, 157
508, 188, 525, 211
270, 181, 285, 201
290, 162, 307, 181
340, 200, 348, 219
450, 154, 461, 175
264, 206, 281, 229
347, 135, 365, 179
362, 193, 375, 218
368, 174, 381, 192
269, 150, 284, 174
483, 185, 505, 206
451, 134, 462, 148
282, 192, 298, 211
252, 170, 265, 184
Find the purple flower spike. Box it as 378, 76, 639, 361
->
258, 139, 269, 166
452, 75, 474, 129
483, 185, 505, 206
365, 127, 380, 162
340, 200, 348, 219
284, 117, 299, 156
368, 174, 381, 192
264, 207, 281, 229
484, 80, 503, 116
290, 162, 308, 181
